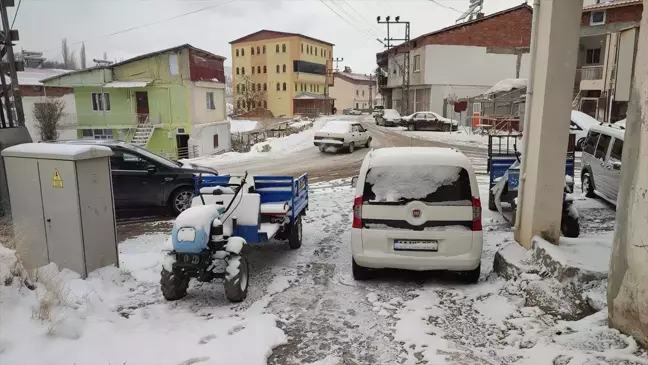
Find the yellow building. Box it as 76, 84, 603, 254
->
230, 30, 334, 117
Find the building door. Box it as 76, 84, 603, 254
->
580, 98, 599, 119
176, 134, 189, 159
135, 92, 150, 123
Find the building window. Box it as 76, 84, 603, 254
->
206, 92, 215, 110
315, 48, 318, 56
356, 103, 359, 109
276, 65, 280, 73
282, 44, 286, 52
255, 66, 259, 73
82, 129, 113, 140
241, 84, 246, 92
252, 67, 255, 74
251, 47, 255, 55
241, 48, 245, 56
317, 85, 319, 92
257, 83, 261, 91
237, 100, 241, 109
236, 84, 240, 93
362, 90, 365, 96
263, 65, 267, 73
276, 83, 280, 91
282, 82, 287, 91
310, 84, 313, 92
586, 48, 601, 64
393, 67, 397, 75
241, 67, 245, 75
236, 49, 239, 57
213, 134, 219, 148
356, 89, 359, 96
295, 83, 298, 92
256, 46, 260, 54
91, 93, 110, 111
276, 44, 280, 53
251, 101, 256, 109
236, 67, 240, 75
282, 64, 286, 73
301, 44, 304, 53
263, 45, 266, 54
251, 83, 256, 92
324, 49, 326, 57
307, 45, 310, 54
263, 83, 267, 91
590, 11, 606, 25
413, 55, 421, 72
263, 100, 267, 109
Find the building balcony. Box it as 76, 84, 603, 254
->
577, 65, 605, 91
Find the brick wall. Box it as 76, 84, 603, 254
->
581, 4, 643, 26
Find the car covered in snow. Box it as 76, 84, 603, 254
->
350, 147, 483, 282
54, 140, 217, 215
375, 109, 401, 127
313, 120, 371, 153
570, 110, 599, 150
401, 111, 459, 131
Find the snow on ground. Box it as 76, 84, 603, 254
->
230, 119, 260, 133
381, 125, 489, 148
1, 176, 643, 365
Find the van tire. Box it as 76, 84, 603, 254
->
352, 258, 372, 280
582, 172, 595, 198
461, 264, 480, 284
488, 192, 497, 211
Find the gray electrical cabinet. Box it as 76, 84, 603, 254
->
2, 143, 118, 278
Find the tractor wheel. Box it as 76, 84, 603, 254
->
223, 253, 249, 303
561, 213, 580, 238
582, 172, 595, 198
288, 216, 303, 249
488, 192, 497, 211
160, 268, 189, 301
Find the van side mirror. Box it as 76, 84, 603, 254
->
351, 176, 358, 188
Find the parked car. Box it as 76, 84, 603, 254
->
313, 120, 371, 153
570, 110, 599, 150
55, 140, 218, 215
350, 147, 483, 283
349, 109, 363, 115
401, 111, 459, 131
372, 105, 385, 117
581, 123, 625, 205
376, 109, 401, 127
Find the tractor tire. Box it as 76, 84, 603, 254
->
224, 253, 249, 303
582, 172, 596, 198
561, 213, 580, 238
488, 192, 497, 211
288, 216, 303, 249
160, 268, 189, 301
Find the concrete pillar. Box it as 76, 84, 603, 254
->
515, 0, 584, 247
607, 1, 648, 348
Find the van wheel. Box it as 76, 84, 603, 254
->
288, 216, 302, 249
488, 192, 497, 211
582, 172, 595, 198
461, 264, 481, 284
352, 258, 372, 280
348, 142, 355, 153
407, 124, 416, 131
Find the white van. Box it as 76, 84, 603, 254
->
581, 123, 625, 205
350, 147, 483, 282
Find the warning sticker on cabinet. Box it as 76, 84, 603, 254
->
52, 169, 63, 188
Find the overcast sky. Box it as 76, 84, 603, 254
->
14, 0, 524, 74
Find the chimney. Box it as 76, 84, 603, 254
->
475, 12, 484, 19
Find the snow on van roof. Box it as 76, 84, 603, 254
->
589, 123, 625, 140
571, 110, 599, 129
318, 120, 352, 133
368, 147, 472, 170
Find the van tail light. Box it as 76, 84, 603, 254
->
472, 198, 482, 231
352, 196, 363, 228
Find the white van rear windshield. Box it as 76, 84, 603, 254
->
362, 165, 472, 204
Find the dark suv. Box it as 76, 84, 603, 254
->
56, 140, 218, 215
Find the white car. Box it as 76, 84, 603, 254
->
570, 110, 599, 150
350, 147, 483, 282
349, 109, 363, 115
376, 109, 401, 127
313, 120, 371, 153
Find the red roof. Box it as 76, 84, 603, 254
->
583, 0, 642, 11
230, 29, 334, 46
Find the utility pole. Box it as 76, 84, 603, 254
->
367, 73, 374, 109
377, 16, 411, 116
324, 57, 343, 115
0, 0, 24, 128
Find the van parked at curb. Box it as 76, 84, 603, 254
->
350, 147, 483, 283
581, 123, 625, 205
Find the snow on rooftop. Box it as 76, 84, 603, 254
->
103, 81, 151, 88
17, 68, 71, 86
485, 78, 527, 95
230, 119, 260, 133
2, 143, 113, 160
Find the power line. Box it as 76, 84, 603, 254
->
327, 0, 382, 40
318, 0, 382, 45
11, 0, 21, 28
340, 0, 383, 35
428, 0, 463, 13
41, 0, 239, 54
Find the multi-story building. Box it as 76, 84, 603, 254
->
574, 0, 642, 122
41, 44, 230, 158
376, 4, 532, 117
329, 70, 379, 112
229, 30, 334, 117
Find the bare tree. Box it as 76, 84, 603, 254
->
234, 75, 267, 114
80, 43, 87, 69
33, 100, 65, 141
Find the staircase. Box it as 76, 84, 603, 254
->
130, 123, 155, 148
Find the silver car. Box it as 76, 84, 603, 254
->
581, 124, 625, 205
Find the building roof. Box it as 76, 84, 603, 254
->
335, 72, 372, 85
230, 29, 334, 46
583, 0, 642, 11
18, 68, 72, 86
110, 44, 225, 68
40, 65, 110, 83
377, 3, 532, 56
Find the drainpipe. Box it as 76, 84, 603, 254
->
607, 31, 621, 123
514, 0, 540, 233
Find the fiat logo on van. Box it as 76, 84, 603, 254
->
412, 209, 421, 218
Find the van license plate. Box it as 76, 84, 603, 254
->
394, 240, 438, 251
